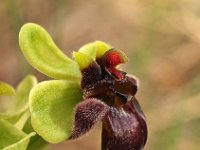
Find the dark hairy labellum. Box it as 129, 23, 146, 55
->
102, 96, 147, 150
72, 49, 147, 150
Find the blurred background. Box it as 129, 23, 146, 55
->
0, 0, 200, 149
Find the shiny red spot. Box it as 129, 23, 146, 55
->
105, 51, 123, 67
103, 49, 125, 80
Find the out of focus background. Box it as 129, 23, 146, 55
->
0, 0, 200, 149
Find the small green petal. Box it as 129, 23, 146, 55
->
0, 82, 15, 96
78, 42, 97, 60
0, 119, 35, 150
95, 41, 112, 58
19, 23, 81, 80
29, 80, 82, 143
73, 52, 93, 70
78, 41, 112, 60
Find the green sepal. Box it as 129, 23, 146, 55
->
29, 80, 82, 143
19, 23, 81, 80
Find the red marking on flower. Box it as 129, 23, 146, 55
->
103, 49, 128, 80
105, 50, 123, 67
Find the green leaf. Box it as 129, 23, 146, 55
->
29, 80, 82, 143
78, 41, 112, 60
73, 52, 94, 70
19, 23, 81, 80
0, 119, 35, 150
0, 82, 15, 96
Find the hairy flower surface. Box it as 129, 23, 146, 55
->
73, 49, 147, 150
19, 23, 147, 150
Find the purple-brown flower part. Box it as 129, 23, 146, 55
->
70, 98, 108, 139
81, 61, 102, 88
72, 49, 147, 150
102, 96, 147, 150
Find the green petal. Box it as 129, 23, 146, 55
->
0, 82, 15, 96
19, 23, 81, 80
73, 52, 94, 70
78, 41, 112, 60
0, 119, 35, 150
78, 42, 97, 60
29, 80, 82, 143
95, 41, 112, 58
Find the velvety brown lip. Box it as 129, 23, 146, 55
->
102, 97, 147, 150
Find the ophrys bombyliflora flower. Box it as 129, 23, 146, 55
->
19, 23, 147, 150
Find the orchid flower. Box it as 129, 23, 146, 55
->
19, 23, 147, 150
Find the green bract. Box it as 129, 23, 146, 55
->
19, 22, 112, 143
